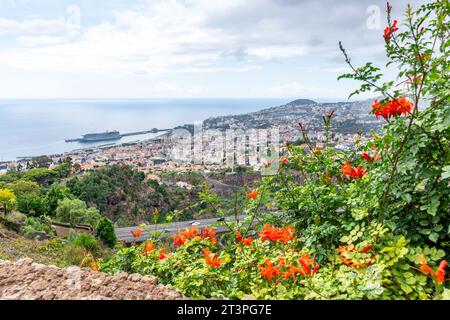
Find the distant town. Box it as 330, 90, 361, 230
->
0, 98, 382, 175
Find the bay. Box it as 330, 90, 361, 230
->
0, 98, 287, 161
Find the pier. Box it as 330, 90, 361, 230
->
120, 128, 171, 137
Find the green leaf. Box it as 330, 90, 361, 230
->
429, 232, 439, 243
401, 283, 413, 294
427, 197, 440, 216
442, 166, 450, 179
419, 220, 429, 226
432, 216, 440, 224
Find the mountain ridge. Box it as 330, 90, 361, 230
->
200, 97, 381, 134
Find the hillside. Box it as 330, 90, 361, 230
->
202, 98, 383, 134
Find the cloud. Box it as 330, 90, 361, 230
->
17, 35, 71, 47
0, 0, 428, 98
0, 17, 68, 35
1, 0, 419, 75
175, 65, 262, 74
247, 45, 308, 60
154, 81, 178, 94
187, 84, 208, 95
268, 82, 323, 96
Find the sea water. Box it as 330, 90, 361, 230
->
0, 98, 288, 161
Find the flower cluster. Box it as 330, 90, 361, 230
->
361, 152, 380, 163
159, 247, 168, 260
144, 241, 155, 254
259, 254, 320, 283
173, 226, 217, 247
384, 19, 398, 41
419, 255, 447, 285
235, 230, 253, 246
280, 157, 289, 167
173, 226, 199, 246
281, 254, 320, 280
201, 227, 217, 243
130, 226, 143, 239
341, 162, 368, 180
259, 225, 295, 244
142, 241, 168, 260
245, 190, 260, 200
259, 259, 283, 283
338, 244, 375, 268
81, 254, 99, 271
371, 98, 413, 120
203, 248, 221, 267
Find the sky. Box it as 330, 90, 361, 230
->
0, 0, 426, 100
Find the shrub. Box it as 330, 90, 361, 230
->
44, 184, 69, 216
0, 188, 17, 214
95, 217, 117, 248
55, 198, 102, 227
333, 1, 450, 248
71, 232, 100, 254
99, 224, 448, 300
22, 216, 52, 239
17, 193, 47, 216
66, 228, 79, 242
0, 214, 23, 233
64, 244, 88, 267
5, 179, 40, 197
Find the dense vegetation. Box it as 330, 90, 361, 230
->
0, 159, 256, 268
94, 1, 449, 300
0, 157, 117, 265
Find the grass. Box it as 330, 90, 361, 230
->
0, 225, 68, 267
0, 223, 118, 268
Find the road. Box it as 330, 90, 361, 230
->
116, 215, 248, 244
115, 213, 284, 244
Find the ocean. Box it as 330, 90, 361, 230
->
0, 98, 288, 161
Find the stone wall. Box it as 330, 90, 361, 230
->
0, 258, 187, 300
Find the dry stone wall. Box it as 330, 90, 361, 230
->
0, 258, 187, 300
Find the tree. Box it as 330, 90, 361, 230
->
0, 189, 17, 214
54, 162, 72, 178
17, 193, 47, 216
73, 163, 82, 173
55, 198, 102, 227
44, 184, 69, 215
85, 207, 103, 227
5, 179, 40, 197
30, 155, 53, 169
95, 217, 117, 248
24, 168, 58, 186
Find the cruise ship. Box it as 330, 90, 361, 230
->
66, 131, 122, 143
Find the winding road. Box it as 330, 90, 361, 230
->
115, 212, 282, 244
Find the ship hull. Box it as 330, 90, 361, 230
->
78, 136, 122, 143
